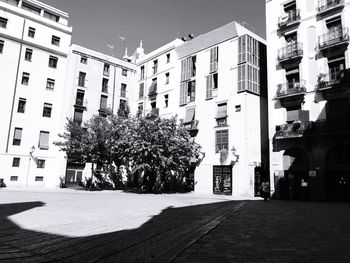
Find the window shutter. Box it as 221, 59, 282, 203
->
39, 131, 49, 149
206, 75, 212, 99
180, 83, 186, 105
14, 128, 22, 139
216, 103, 227, 119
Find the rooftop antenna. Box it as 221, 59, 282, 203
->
107, 44, 114, 57
119, 35, 126, 56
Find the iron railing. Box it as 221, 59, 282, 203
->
318, 27, 349, 50
277, 42, 303, 61
317, 0, 344, 14
278, 9, 301, 28
276, 80, 306, 98
317, 69, 344, 90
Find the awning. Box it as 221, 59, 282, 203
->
216, 103, 227, 119
148, 80, 157, 96
184, 108, 195, 123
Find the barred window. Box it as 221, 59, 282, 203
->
216, 130, 229, 153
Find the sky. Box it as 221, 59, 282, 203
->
43, 0, 266, 58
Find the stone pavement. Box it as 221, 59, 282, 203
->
0, 189, 349, 262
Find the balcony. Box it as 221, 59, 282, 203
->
98, 107, 108, 117
318, 27, 349, 54
276, 81, 306, 107
275, 121, 312, 139
74, 99, 87, 110
278, 9, 301, 31
317, 0, 344, 16
277, 42, 303, 65
316, 70, 344, 91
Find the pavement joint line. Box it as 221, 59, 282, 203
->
152, 201, 247, 263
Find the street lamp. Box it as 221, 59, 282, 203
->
26, 145, 35, 187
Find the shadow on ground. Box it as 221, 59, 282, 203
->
0, 200, 240, 263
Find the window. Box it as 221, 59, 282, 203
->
42, 103, 52, 118
22, 72, 29, 85
100, 95, 108, 110
75, 90, 85, 106
21, 2, 40, 15
139, 83, 144, 99
210, 46, 218, 72
44, 11, 59, 22
4, 0, 19, 7
206, 73, 218, 99
13, 127, 22, 145
73, 109, 83, 124
122, 68, 127, 76
164, 94, 169, 108
46, 78, 55, 91
0, 40, 4, 53
180, 55, 196, 82
35, 176, 44, 180
48, 56, 58, 68
183, 108, 196, 130
216, 130, 229, 152
148, 78, 157, 96
12, 157, 20, 167
238, 64, 260, 94
10, 176, 18, 181
166, 53, 170, 63
138, 102, 143, 113
80, 56, 87, 64
103, 63, 110, 76
120, 83, 127, 98
235, 105, 241, 112
38, 131, 49, 150
0, 17, 8, 28
150, 98, 157, 109
78, 72, 86, 87
153, 60, 158, 74
25, 48, 32, 61
328, 55, 345, 82
216, 103, 227, 126
140, 65, 145, 80
28, 27, 35, 38
102, 78, 108, 93
37, 160, 45, 169
165, 72, 170, 84
180, 80, 196, 106
51, 35, 60, 46
17, 98, 26, 113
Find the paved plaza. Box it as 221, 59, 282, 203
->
0, 189, 349, 262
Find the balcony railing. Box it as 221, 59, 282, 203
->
317, 0, 344, 14
275, 121, 312, 139
277, 42, 303, 62
278, 9, 301, 29
317, 69, 344, 90
74, 98, 87, 109
318, 27, 349, 50
146, 108, 159, 118
276, 80, 306, 99
275, 119, 350, 139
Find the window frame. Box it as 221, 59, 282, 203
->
13, 127, 22, 146
51, 35, 60, 46
12, 157, 20, 167
42, 103, 52, 118
46, 78, 55, 91
24, 48, 33, 62
38, 131, 49, 150
48, 55, 58, 68
215, 129, 229, 153
17, 98, 26, 113
28, 27, 36, 38
0, 17, 8, 28
0, 40, 4, 53
21, 72, 30, 85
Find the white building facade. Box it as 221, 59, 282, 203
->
63, 44, 137, 184
0, 0, 72, 187
266, 0, 350, 201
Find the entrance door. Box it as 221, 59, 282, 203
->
213, 165, 232, 195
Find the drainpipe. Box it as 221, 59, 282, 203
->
6, 19, 26, 152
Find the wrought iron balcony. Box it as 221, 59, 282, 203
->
318, 27, 349, 52
74, 98, 87, 109
317, 0, 344, 15
276, 80, 306, 99
278, 9, 301, 29
317, 70, 344, 91
275, 121, 312, 139
277, 42, 303, 64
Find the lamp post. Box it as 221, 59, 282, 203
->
26, 145, 35, 187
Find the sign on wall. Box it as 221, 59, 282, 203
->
213, 165, 232, 195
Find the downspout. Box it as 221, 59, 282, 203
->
6, 19, 26, 153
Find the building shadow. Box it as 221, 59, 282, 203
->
0, 199, 243, 262
272, 69, 350, 202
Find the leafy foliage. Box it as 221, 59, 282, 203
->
55, 111, 201, 193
